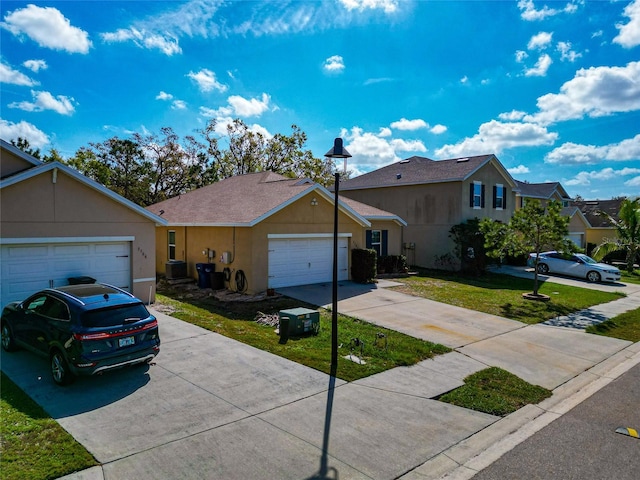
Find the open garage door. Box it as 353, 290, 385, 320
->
1, 241, 131, 308
268, 236, 349, 288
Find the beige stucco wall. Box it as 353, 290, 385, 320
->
341, 163, 515, 268
1, 169, 158, 302
155, 191, 401, 294
586, 227, 618, 247
0, 147, 34, 177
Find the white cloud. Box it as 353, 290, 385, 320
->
0, 119, 49, 147
565, 167, 640, 186
508, 165, 531, 175
430, 124, 447, 134
1, 4, 91, 53
102, 28, 181, 55
515, 50, 529, 63
378, 127, 392, 137
614, 0, 640, 48
156, 91, 174, 101
323, 55, 345, 73
187, 69, 228, 93
626, 176, 640, 187
435, 120, 558, 158
460, 75, 469, 84
528, 31, 553, 50
227, 93, 271, 117
518, 0, 578, 21
23, 59, 47, 72
524, 53, 552, 77
172, 100, 187, 110
0, 61, 38, 86
8, 90, 75, 115
545, 134, 640, 165
499, 110, 527, 121
204, 115, 272, 138
340, 0, 399, 14
390, 118, 428, 131
557, 41, 582, 62
526, 61, 640, 125
341, 127, 401, 168
390, 138, 427, 152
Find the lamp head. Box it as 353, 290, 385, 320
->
324, 138, 352, 159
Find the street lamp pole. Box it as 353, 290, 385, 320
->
324, 138, 352, 377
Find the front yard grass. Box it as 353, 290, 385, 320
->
586, 307, 640, 342
155, 291, 450, 382
391, 270, 624, 324
438, 367, 552, 416
0, 372, 97, 480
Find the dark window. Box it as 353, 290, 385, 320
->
168, 230, 176, 260
366, 229, 388, 257
81, 304, 150, 328
470, 182, 484, 208
493, 185, 506, 209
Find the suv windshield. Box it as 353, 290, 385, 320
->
81, 303, 150, 328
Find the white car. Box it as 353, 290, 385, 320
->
528, 251, 621, 283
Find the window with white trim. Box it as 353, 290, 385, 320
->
472, 181, 483, 209
168, 230, 176, 260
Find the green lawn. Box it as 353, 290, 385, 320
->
620, 269, 640, 285
156, 292, 450, 382
391, 270, 625, 324
438, 367, 552, 416
586, 307, 640, 342
0, 372, 97, 480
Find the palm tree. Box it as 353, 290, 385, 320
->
592, 198, 640, 273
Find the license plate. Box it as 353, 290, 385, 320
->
119, 336, 135, 347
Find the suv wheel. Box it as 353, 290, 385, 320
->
537, 263, 549, 274
1, 323, 17, 352
51, 350, 75, 386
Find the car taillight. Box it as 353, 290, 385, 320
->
74, 319, 158, 341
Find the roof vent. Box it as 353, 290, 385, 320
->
396, 173, 402, 180
399, 159, 410, 164
457, 157, 469, 163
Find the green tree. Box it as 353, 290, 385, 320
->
591, 198, 640, 273
449, 218, 486, 275
480, 200, 574, 296
198, 119, 336, 186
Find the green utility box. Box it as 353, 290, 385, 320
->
279, 307, 320, 337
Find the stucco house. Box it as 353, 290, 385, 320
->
514, 180, 589, 248
0, 139, 166, 308
337, 154, 517, 268
146, 171, 406, 294
571, 198, 625, 251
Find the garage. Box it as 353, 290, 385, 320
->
1, 240, 131, 308
268, 235, 349, 288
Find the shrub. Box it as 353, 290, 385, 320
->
377, 255, 408, 274
352, 248, 377, 283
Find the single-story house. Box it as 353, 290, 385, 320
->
0, 139, 166, 308
337, 154, 518, 268
146, 171, 406, 294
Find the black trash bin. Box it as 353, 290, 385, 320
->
196, 263, 215, 288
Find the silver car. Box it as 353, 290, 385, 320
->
528, 251, 621, 283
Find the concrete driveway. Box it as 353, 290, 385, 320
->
278, 277, 634, 390
1, 309, 498, 480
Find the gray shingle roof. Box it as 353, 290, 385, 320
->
146, 171, 405, 226
515, 180, 570, 200
571, 199, 624, 228
339, 154, 498, 190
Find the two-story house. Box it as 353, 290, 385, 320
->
338, 154, 517, 268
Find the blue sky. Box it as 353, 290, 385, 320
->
1, 0, 639, 200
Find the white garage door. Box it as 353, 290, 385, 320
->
268, 236, 349, 288
1, 241, 131, 308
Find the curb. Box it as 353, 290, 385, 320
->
399, 342, 640, 480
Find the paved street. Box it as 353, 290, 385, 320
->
472, 361, 640, 480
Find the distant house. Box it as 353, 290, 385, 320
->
0, 139, 166, 308
338, 154, 517, 268
146, 172, 406, 293
571, 198, 625, 251
514, 180, 570, 208
514, 180, 589, 248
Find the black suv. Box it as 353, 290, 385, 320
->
1, 283, 160, 385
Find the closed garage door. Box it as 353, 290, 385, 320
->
1, 241, 131, 308
268, 236, 349, 288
